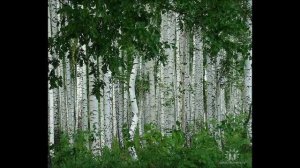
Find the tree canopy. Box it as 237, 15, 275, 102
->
49, 0, 251, 93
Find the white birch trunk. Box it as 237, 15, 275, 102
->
193, 30, 204, 129
123, 53, 129, 126
178, 27, 187, 131
160, 12, 168, 134
115, 78, 123, 147
104, 69, 112, 148
128, 56, 139, 160
245, 3, 252, 136
112, 81, 117, 139
175, 14, 183, 127
117, 52, 124, 147
155, 63, 161, 130
244, 54, 252, 138
124, 84, 129, 125
206, 55, 216, 131
81, 57, 89, 132
160, 62, 165, 134
183, 31, 190, 133
166, 11, 176, 131
183, 31, 191, 144
59, 60, 68, 133
76, 64, 83, 130
191, 35, 196, 128
48, 0, 54, 148
49, 0, 61, 147
138, 57, 144, 136
48, 86, 54, 146
98, 57, 105, 149
148, 59, 156, 124
88, 58, 100, 154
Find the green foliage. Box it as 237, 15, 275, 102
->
175, 0, 251, 81
49, 0, 251, 95
49, 69, 63, 89
136, 73, 150, 97
51, 131, 99, 168
51, 114, 251, 168
49, 0, 166, 90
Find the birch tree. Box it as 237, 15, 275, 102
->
88, 56, 100, 154
128, 56, 139, 160
193, 29, 204, 130
175, 14, 183, 126
148, 59, 156, 124
205, 54, 216, 131
48, 1, 54, 148
104, 69, 112, 148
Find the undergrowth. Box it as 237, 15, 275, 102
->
50, 113, 252, 168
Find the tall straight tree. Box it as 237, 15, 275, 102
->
205, 54, 216, 131
193, 29, 204, 129
48, 0, 54, 148
88, 55, 100, 154
164, 11, 176, 132
104, 69, 112, 148
48, 0, 61, 146
128, 56, 139, 160
175, 14, 183, 126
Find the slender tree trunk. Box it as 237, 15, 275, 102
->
128, 56, 139, 160
81, 58, 89, 133
104, 69, 113, 148
206, 54, 216, 132
183, 31, 191, 144
48, 0, 55, 148
123, 52, 129, 127
160, 12, 168, 134
244, 54, 252, 138
49, 0, 61, 146
148, 59, 156, 124
115, 78, 124, 147
48, 86, 54, 146
112, 81, 117, 139
165, 11, 176, 132
88, 57, 100, 154
193, 30, 204, 130
215, 50, 224, 148
138, 56, 144, 136
59, 58, 68, 133
155, 62, 162, 130
179, 27, 187, 132
175, 14, 183, 127
160, 62, 165, 134
76, 63, 83, 130
124, 85, 129, 126
98, 57, 105, 149
191, 32, 196, 129
117, 51, 124, 147
66, 57, 75, 143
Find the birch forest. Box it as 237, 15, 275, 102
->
48, 0, 252, 167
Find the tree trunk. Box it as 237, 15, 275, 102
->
88, 57, 100, 154
104, 69, 112, 148
206, 54, 216, 132
148, 59, 156, 124
193, 30, 204, 130
175, 13, 183, 128
138, 56, 144, 136
128, 56, 139, 160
